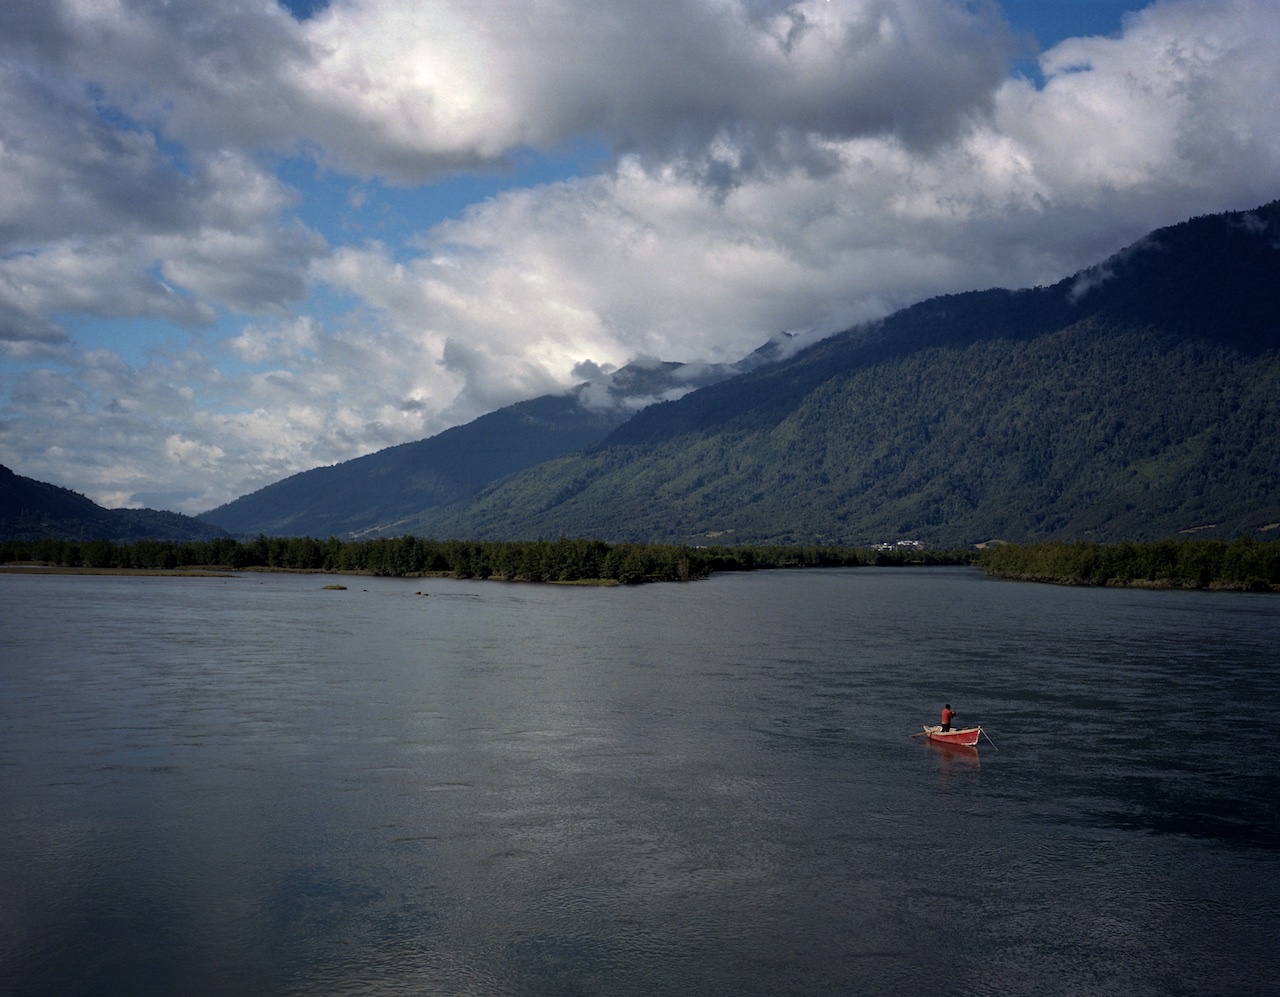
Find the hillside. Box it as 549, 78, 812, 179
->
0, 465, 228, 543
411, 202, 1280, 546
199, 339, 798, 537
199, 392, 624, 538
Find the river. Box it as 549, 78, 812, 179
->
1, 567, 1276, 995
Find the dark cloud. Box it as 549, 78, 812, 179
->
0, 66, 198, 245
0, 300, 66, 346
269, 0, 1017, 184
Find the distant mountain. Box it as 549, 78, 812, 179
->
199, 342, 801, 538
412, 201, 1280, 546
0, 465, 228, 543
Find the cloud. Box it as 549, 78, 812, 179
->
1000, 0, 1280, 202
1, 0, 1279, 513
319, 0, 1280, 381
6, 0, 1014, 186
285, 0, 1015, 183
0, 60, 323, 339
0, 4, 326, 347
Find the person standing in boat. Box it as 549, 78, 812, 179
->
940, 704, 955, 731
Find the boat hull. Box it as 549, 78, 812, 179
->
922, 725, 981, 746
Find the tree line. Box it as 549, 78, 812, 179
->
979, 537, 1280, 591
7, 534, 1274, 589
0, 535, 971, 584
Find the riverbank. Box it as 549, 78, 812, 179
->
0, 564, 237, 577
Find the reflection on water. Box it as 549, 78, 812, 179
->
1, 568, 1277, 996
926, 738, 981, 784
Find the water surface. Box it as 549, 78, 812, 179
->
1, 568, 1276, 995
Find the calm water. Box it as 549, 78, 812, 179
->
1, 567, 1276, 996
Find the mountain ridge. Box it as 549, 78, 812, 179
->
410, 201, 1280, 545
0, 464, 228, 543
199, 337, 804, 537
7, 202, 1279, 547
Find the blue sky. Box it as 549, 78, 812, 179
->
1003, 0, 1139, 43
2, 0, 1278, 514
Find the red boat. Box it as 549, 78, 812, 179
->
921, 725, 982, 746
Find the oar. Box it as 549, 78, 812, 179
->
980, 727, 999, 751
910, 730, 927, 738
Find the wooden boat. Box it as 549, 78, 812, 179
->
921, 725, 982, 746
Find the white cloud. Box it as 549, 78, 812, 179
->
1001, 0, 1280, 200
286, 0, 1014, 181
329, 0, 1280, 379
1, 240, 215, 330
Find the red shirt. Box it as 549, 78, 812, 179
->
941, 707, 954, 726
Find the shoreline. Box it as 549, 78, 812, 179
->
0, 563, 620, 585
0, 564, 239, 578
5, 561, 1273, 592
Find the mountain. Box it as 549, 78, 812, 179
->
0, 465, 228, 543
199, 343, 800, 537
410, 201, 1280, 546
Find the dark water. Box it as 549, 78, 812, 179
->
1, 567, 1276, 996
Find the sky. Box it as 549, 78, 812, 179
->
2, 0, 1278, 514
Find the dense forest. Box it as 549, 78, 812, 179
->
4, 535, 1277, 590
424, 320, 1280, 546
979, 537, 1280, 590
0, 535, 970, 584
410, 204, 1280, 546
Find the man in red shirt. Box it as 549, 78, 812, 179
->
941, 704, 955, 731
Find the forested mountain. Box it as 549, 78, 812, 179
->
0, 465, 227, 543
411, 202, 1280, 546
199, 392, 623, 538
199, 342, 795, 537
13, 203, 1277, 549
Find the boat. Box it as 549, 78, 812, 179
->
921, 725, 982, 746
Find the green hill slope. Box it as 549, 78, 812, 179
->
0, 465, 228, 543
198, 392, 626, 537
414, 202, 1280, 545
199, 345, 793, 538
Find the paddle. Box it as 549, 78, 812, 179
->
910, 731, 927, 738
981, 727, 999, 751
